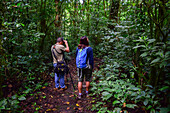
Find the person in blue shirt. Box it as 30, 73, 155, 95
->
76, 36, 94, 99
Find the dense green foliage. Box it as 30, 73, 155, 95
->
0, 0, 169, 112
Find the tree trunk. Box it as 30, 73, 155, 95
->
39, 0, 47, 52
103, 0, 106, 17
54, 0, 63, 39
108, 0, 120, 29
86, 0, 90, 36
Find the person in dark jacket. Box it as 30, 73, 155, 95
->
76, 36, 94, 99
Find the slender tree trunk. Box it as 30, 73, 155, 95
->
108, 0, 120, 29
39, 0, 47, 52
55, 0, 61, 28
0, 1, 6, 98
103, 0, 106, 17
87, 0, 90, 36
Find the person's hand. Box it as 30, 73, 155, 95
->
63, 40, 68, 45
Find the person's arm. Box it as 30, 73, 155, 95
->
76, 47, 78, 56
88, 47, 94, 69
64, 40, 70, 52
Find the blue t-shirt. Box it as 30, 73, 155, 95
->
76, 47, 94, 69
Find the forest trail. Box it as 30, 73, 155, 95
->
20, 57, 101, 113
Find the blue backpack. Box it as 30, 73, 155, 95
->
76, 47, 89, 68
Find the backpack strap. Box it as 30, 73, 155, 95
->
52, 44, 65, 62
53, 44, 64, 54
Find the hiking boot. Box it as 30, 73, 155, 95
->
77, 95, 82, 99
54, 87, 60, 91
60, 86, 67, 91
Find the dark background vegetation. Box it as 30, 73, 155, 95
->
0, 0, 169, 112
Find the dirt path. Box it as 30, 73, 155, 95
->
21, 57, 101, 113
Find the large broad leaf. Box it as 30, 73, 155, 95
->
151, 58, 161, 64
102, 92, 112, 100
143, 99, 149, 106
159, 86, 169, 91
0, 106, 5, 110
23, 88, 32, 94
146, 85, 153, 88
140, 52, 148, 57
113, 100, 120, 105
11, 100, 19, 105
126, 104, 137, 109
18, 95, 26, 101
131, 87, 141, 91
11, 95, 17, 100
159, 107, 170, 113
133, 45, 145, 49
0, 99, 7, 106
148, 39, 156, 44
113, 108, 121, 113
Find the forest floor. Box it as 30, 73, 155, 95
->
20, 57, 102, 113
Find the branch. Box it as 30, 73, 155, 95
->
143, 0, 166, 40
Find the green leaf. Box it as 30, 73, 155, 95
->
113, 100, 120, 105
126, 104, 137, 109
20, 23, 25, 26
0, 99, 7, 106
18, 95, 26, 101
11, 95, 17, 99
114, 94, 118, 98
131, 87, 140, 91
143, 99, 148, 106
133, 45, 142, 49
0, 106, 5, 110
102, 91, 110, 96
17, 2, 22, 7
23, 88, 32, 94
140, 52, 147, 57
113, 107, 121, 113
151, 58, 160, 64
150, 108, 156, 113
102, 92, 112, 100
146, 105, 152, 110
11, 100, 19, 105
159, 86, 169, 91
159, 107, 170, 113
146, 85, 153, 88
148, 39, 156, 44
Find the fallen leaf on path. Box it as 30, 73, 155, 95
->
8, 84, 12, 88
46, 109, 52, 111
42, 86, 46, 89
69, 95, 74, 97
73, 107, 78, 110
66, 102, 70, 105
76, 104, 79, 107
78, 107, 83, 110
52, 108, 57, 111
123, 103, 126, 107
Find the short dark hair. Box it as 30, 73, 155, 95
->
78, 36, 89, 49
57, 37, 64, 43
80, 36, 89, 46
